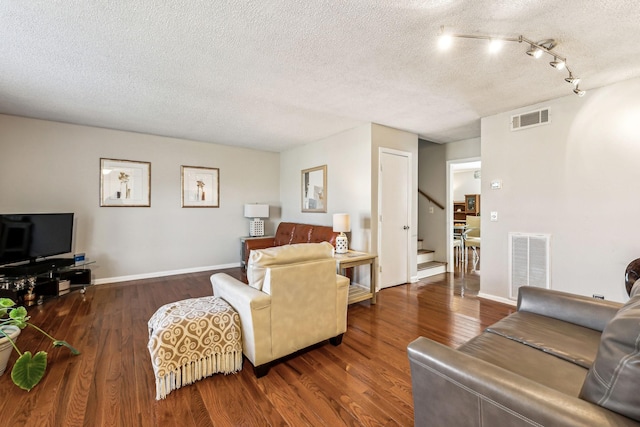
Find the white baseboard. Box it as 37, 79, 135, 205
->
477, 292, 517, 306
93, 262, 240, 285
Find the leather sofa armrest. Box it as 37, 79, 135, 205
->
517, 287, 622, 331
407, 337, 638, 427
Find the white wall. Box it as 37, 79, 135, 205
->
481, 77, 640, 303
0, 114, 280, 283
453, 171, 481, 201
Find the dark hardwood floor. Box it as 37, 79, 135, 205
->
0, 260, 514, 426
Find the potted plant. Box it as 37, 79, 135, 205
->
0, 297, 80, 391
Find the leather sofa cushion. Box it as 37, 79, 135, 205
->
247, 242, 334, 291
273, 222, 296, 246
272, 222, 339, 247
459, 332, 589, 396
579, 283, 640, 422
486, 311, 602, 369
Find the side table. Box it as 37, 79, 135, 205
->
334, 250, 377, 305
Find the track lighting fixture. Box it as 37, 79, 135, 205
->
438, 27, 585, 96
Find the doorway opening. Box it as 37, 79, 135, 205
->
446, 159, 481, 273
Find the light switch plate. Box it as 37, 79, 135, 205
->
490, 180, 502, 190
490, 211, 498, 221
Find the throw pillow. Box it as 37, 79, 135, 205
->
579, 287, 640, 421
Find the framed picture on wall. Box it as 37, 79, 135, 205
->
301, 165, 327, 212
100, 158, 151, 207
181, 165, 220, 208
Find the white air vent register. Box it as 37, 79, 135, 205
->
509, 232, 551, 300
511, 108, 550, 131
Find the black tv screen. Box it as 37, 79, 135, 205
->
0, 213, 74, 266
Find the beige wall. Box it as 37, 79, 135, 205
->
280, 122, 418, 285
279, 123, 372, 252
418, 137, 480, 263
481, 77, 640, 303
0, 114, 280, 283
371, 123, 419, 281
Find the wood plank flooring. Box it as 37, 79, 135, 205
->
0, 264, 514, 426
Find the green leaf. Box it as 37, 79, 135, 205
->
0, 298, 16, 308
53, 340, 81, 355
8, 306, 28, 328
11, 351, 48, 391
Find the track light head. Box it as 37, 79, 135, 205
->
488, 39, 503, 53
526, 46, 543, 58
550, 59, 565, 70
565, 75, 580, 86
573, 86, 586, 97
438, 33, 453, 50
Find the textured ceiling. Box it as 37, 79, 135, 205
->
2, 1, 640, 152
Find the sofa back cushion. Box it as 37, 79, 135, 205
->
291, 223, 314, 244
274, 222, 296, 246
247, 242, 334, 291
579, 282, 640, 421
272, 222, 339, 247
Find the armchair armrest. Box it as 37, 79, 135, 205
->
407, 337, 638, 427
210, 273, 272, 366
517, 287, 622, 331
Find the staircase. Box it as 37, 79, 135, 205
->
416, 240, 447, 279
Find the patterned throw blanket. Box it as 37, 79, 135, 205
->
148, 296, 243, 399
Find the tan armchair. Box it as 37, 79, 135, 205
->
210, 242, 349, 377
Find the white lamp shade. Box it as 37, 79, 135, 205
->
244, 204, 269, 218
333, 213, 350, 233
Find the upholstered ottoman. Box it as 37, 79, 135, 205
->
148, 296, 243, 399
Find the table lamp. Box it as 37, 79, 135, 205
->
333, 213, 350, 254
244, 204, 269, 237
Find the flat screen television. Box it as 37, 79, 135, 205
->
0, 213, 74, 266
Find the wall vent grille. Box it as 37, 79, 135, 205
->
511, 108, 550, 131
509, 233, 551, 300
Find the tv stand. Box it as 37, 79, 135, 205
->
0, 258, 91, 306
1, 257, 75, 277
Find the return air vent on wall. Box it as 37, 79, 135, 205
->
509, 233, 551, 300
511, 108, 549, 131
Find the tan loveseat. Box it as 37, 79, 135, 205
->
211, 242, 349, 377
242, 222, 340, 269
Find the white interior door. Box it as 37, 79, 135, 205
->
379, 149, 411, 289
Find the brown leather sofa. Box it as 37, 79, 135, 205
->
408, 282, 640, 426
242, 222, 339, 269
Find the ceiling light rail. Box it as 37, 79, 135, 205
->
438, 27, 585, 97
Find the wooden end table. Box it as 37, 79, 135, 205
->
334, 250, 377, 305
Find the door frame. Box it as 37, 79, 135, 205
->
378, 147, 413, 287
446, 157, 481, 272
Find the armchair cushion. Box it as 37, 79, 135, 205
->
579, 284, 640, 421
247, 241, 334, 291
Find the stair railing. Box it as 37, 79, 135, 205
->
418, 189, 445, 210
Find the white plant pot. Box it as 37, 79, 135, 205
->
0, 325, 21, 376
